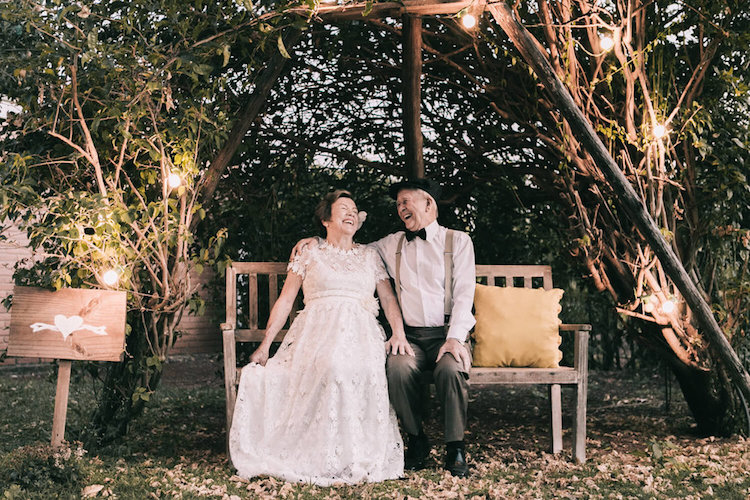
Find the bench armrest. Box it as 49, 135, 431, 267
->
559, 323, 592, 332
558, 324, 591, 372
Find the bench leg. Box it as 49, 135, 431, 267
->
223, 330, 238, 455
550, 383, 562, 454
573, 377, 587, 463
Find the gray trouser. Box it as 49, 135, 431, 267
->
386, 326, 470, 443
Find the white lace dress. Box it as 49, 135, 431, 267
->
229, 242, 404, 486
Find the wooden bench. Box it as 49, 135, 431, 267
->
221, 263, 590, 462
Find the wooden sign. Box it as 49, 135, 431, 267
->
8, 286, 126, 362
8, 286, 127, 448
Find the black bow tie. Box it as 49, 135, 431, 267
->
405, 228, 427, 241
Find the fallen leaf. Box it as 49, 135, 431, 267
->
82, 484, 105, 497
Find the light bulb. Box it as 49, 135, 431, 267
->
167, 173, 182, 189
661, 299, 676, 314
102, 269, 119, 286
462, 13, 477, 29
600, 36, 614, 51
653, 124, 667, 140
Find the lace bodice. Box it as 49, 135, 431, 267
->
289, 241, 388, 314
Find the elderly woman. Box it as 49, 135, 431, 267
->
229, 190, 407, 485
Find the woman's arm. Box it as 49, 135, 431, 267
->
249, 272, 303, 365
377, 279, 415, 356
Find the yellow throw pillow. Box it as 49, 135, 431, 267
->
472, 284, 563, 368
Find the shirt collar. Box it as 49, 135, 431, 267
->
423, 220, 440, 241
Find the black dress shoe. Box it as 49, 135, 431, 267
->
404, 433, 430, 470
445, 447, 469, 477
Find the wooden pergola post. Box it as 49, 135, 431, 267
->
402, 14, 425, 180
488, 1, 750, 404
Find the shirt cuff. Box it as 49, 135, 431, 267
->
446, 331, 469, 344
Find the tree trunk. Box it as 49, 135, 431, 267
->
670, 358, 749, 436
80, 311, 167, 447
195, 29, 302, 226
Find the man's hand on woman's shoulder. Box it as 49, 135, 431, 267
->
290, 237, 319, 260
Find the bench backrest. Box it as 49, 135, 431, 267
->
224, 262, 554, 342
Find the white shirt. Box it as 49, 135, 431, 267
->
372, 221, 476, 343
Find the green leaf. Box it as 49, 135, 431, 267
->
193, 64, 213, 76
277, 34, 290, 59
222, 45, 230, 67
650, 441, 663, 461
87, 31, 98, 49
363, 0, 373, 16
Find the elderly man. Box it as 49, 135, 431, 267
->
291, 178, 475, 476
374, 178, 475, 477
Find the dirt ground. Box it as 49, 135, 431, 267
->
161, 353, 225, 389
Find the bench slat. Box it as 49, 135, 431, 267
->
234, 329, 288, 343
470, 366, 579, 385
248, 273, 258, 330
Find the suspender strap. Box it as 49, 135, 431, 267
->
444, 229, 454, 317
395, 233, 405, 309
394, 229, 455, 318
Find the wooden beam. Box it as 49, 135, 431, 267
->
293, 0, 475, 20
402, 15, 425, 179
488, 1, 750, 404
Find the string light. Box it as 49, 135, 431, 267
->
600, 36, 614, 51
661, 298, 677, 314
461, 13, 477, 29
102, 269, 119, 286
653, 124, 667, 140
167, 173, 182, 189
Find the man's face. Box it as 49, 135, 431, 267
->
396, 189, 431, 232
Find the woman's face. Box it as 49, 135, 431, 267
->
324, 197, 359, 237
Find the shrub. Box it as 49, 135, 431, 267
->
0, 443, 88, 497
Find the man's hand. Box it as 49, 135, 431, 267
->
290, 237, 318, 260
436, 338, 470, 372
385, 335, 415, 356
249, 346, 270, 366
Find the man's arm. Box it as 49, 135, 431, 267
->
369, 232, 401, 280
436, 231, 475, 371
289, 236, 322, 260
446, 232, 476, 343
377, 279, 415, 356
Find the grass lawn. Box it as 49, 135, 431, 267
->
1, 357, 748, 499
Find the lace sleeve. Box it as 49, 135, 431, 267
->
287, 245, 311, 279
370, 247, 390, 283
